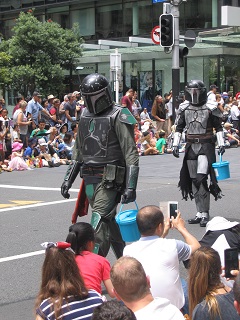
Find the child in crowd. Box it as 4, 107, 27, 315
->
156, 130, 166, 154
223, 122, 240, 147
11, 124, 22, 143
63, 132, 74, 159
8, 141, 31, 171
23, 138, 39, 168
140, 131, 159, 156
66, 222, 115, 299
36, 241, 103, 320
134, 123, 142, 154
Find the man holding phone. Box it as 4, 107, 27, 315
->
123, 205, 200, 311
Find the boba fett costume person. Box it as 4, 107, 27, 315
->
172, 80, 225, 227
61, 73, 139, 258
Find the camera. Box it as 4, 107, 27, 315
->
224, 247, 239, 278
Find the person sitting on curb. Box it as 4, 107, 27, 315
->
36, 138, 62, 167
123, 205, 200, 311
110, 256, 185, 320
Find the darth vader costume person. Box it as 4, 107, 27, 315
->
172, 80, 225, 227
61, 73, 139, 258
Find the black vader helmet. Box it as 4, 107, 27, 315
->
80, 73, 113, 114
184, 80, 207, 106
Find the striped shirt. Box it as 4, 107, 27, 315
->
36, 289, 103, 320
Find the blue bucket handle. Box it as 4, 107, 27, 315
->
118, 201, 139, 214
219, 153, 222, 163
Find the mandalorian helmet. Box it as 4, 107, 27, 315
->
80, 73, 113, 114
184, 80, 207, 106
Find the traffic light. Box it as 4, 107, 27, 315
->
179, 46, 189, 67
160, 14, 174, 47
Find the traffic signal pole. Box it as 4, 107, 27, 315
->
171, 1, 180, 122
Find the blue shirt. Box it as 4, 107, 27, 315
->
26, 98, 43, 125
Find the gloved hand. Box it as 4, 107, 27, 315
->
121, 189, 136, 204
218, 146, 225, 156
172, 146, 179, 158
61, 181, 72, 199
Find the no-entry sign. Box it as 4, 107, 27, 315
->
151, 25, 160, 45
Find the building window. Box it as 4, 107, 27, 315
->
96, 3, 123, 39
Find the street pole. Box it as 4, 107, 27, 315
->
171, 0, 180, 123
110, 48, 121, 104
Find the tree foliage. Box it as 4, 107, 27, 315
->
0, 52, 12, 88
0, 10, 83, 97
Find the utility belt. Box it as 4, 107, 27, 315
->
81, 166, 105, 176
187, 136, 215, 144
81, 164, 125, 192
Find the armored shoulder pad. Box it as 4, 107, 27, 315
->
119, 107, 137, 125
179, 100, 190, 111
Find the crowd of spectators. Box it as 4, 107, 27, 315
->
34, 206, 240, 320
1, 84, 239, 172
0, 91, 82, 172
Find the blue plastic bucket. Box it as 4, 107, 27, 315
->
212, 154, 230, 181
115, 201, 140, 242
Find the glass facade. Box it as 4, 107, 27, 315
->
0, 0, 240, 103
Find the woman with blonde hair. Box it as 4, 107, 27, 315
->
188, 246, 238, 320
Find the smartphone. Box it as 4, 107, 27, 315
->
224, 247, 239, 278
169, 201, 178, 219
159, 201, 178, 220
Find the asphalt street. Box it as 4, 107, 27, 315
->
0, 148, 239, 320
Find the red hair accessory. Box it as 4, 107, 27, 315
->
41, 241, 73, 252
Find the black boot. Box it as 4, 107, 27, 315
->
200, 213, 209, 227
188, 216, 201, 224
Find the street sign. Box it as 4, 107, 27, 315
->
151, 26, 160, 45
184, 30, 196, 48
152, 0, 166, 3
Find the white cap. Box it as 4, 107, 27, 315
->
206, 216, 239, 233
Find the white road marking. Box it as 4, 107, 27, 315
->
0, 250, 45, 263
0, 185, 80, 263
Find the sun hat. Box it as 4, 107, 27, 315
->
141, 122, 150, 132
206, 216, 239, 233
38, 138, 48, 146
60, 123, 68, 131
12, 142, 23, 152
47, 94, 55, 100
224, 123, 233, 128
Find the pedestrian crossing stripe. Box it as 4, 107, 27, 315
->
0, 200, 42, 209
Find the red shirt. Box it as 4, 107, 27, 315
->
75, 251, 111, 294
121, 95, 133, 113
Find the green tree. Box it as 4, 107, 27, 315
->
1, 10, 83, 97
0, 51, 12, 91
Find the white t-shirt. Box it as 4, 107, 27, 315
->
207, 91, 216, 102
123, 236, 191, 309
134, 297, 185, 320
